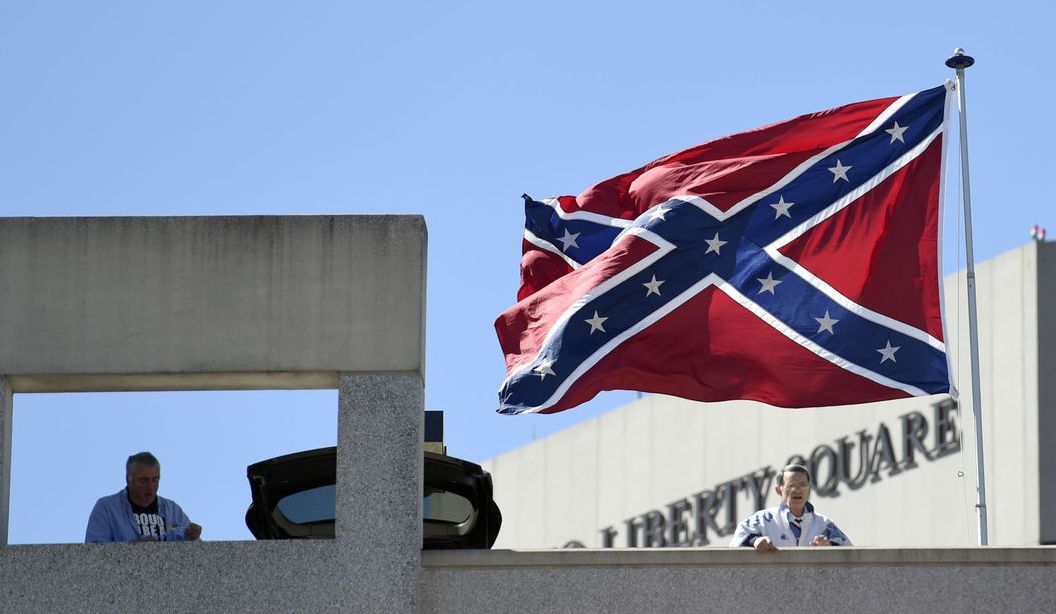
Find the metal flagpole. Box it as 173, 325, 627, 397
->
946, 48, 988, 546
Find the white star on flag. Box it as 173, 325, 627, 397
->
584, 311, 608, 334
643, 274, 665, 297
885, 121, 908, 143
770, 196, 794, 219
828, 159, 852, 182
704, 232, 727, 255
756, 271, 782, 295
533, 358, 556, 379
648, 204, 670, 221
814, 311, 838, 334
877, 340, 900, 363
558, 229, 580, 252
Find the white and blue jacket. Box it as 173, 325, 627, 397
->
730, 502, 851, 547
85, 488, 194, 543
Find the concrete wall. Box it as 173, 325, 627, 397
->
0, 216, 426, 612
0, 215, 427, 387
0, 371, 423, 613
4, 543, 1053, 613
484, 241, 1050, 549
945, 240, 1043, 546
421, 548, 1056, 614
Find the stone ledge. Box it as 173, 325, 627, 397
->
422, 546, 1056, 568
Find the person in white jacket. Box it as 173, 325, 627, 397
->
730, 464, 850, 551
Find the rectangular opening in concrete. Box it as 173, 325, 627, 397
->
7, 389, 337, 544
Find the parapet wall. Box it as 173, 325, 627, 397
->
422, 548, 1056, 613
3, 544, 1052, 613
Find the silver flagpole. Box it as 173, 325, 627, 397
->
946, 48, 988, 546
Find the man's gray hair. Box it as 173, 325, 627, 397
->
126, 451, 160, 477
778, 463, 811, 486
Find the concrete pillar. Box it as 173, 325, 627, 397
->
0, 376, 10, 545
336, 371, 423, 612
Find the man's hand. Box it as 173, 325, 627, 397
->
753, 536, 778, 552
184, 523, 202, 541
810, 535, 831, 547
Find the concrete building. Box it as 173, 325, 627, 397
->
485, 240, 1056, 549
0, 216, 428, 612
0, 218, 1052, 613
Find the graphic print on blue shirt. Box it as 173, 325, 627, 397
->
129, 496, 166, 541
133, 512, 168, 540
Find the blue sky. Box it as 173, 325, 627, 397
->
2, 1, 1051, 542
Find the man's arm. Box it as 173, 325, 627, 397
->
85, 499, 113, 543
807, 517, 851, 547
162, 500, 201, 542
729, 512, 776, 550
820, 521, 851, 546
184, 522, 202, 540
729, 520, 758, 547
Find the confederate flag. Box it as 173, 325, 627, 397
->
496, 84, 954, 415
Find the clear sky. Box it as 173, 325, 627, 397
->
2, 1, 1051, 543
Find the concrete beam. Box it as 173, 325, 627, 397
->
6, 371, 339, 393
0, 215, 427, 376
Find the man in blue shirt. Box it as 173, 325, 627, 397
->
85, 451, 202, 543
